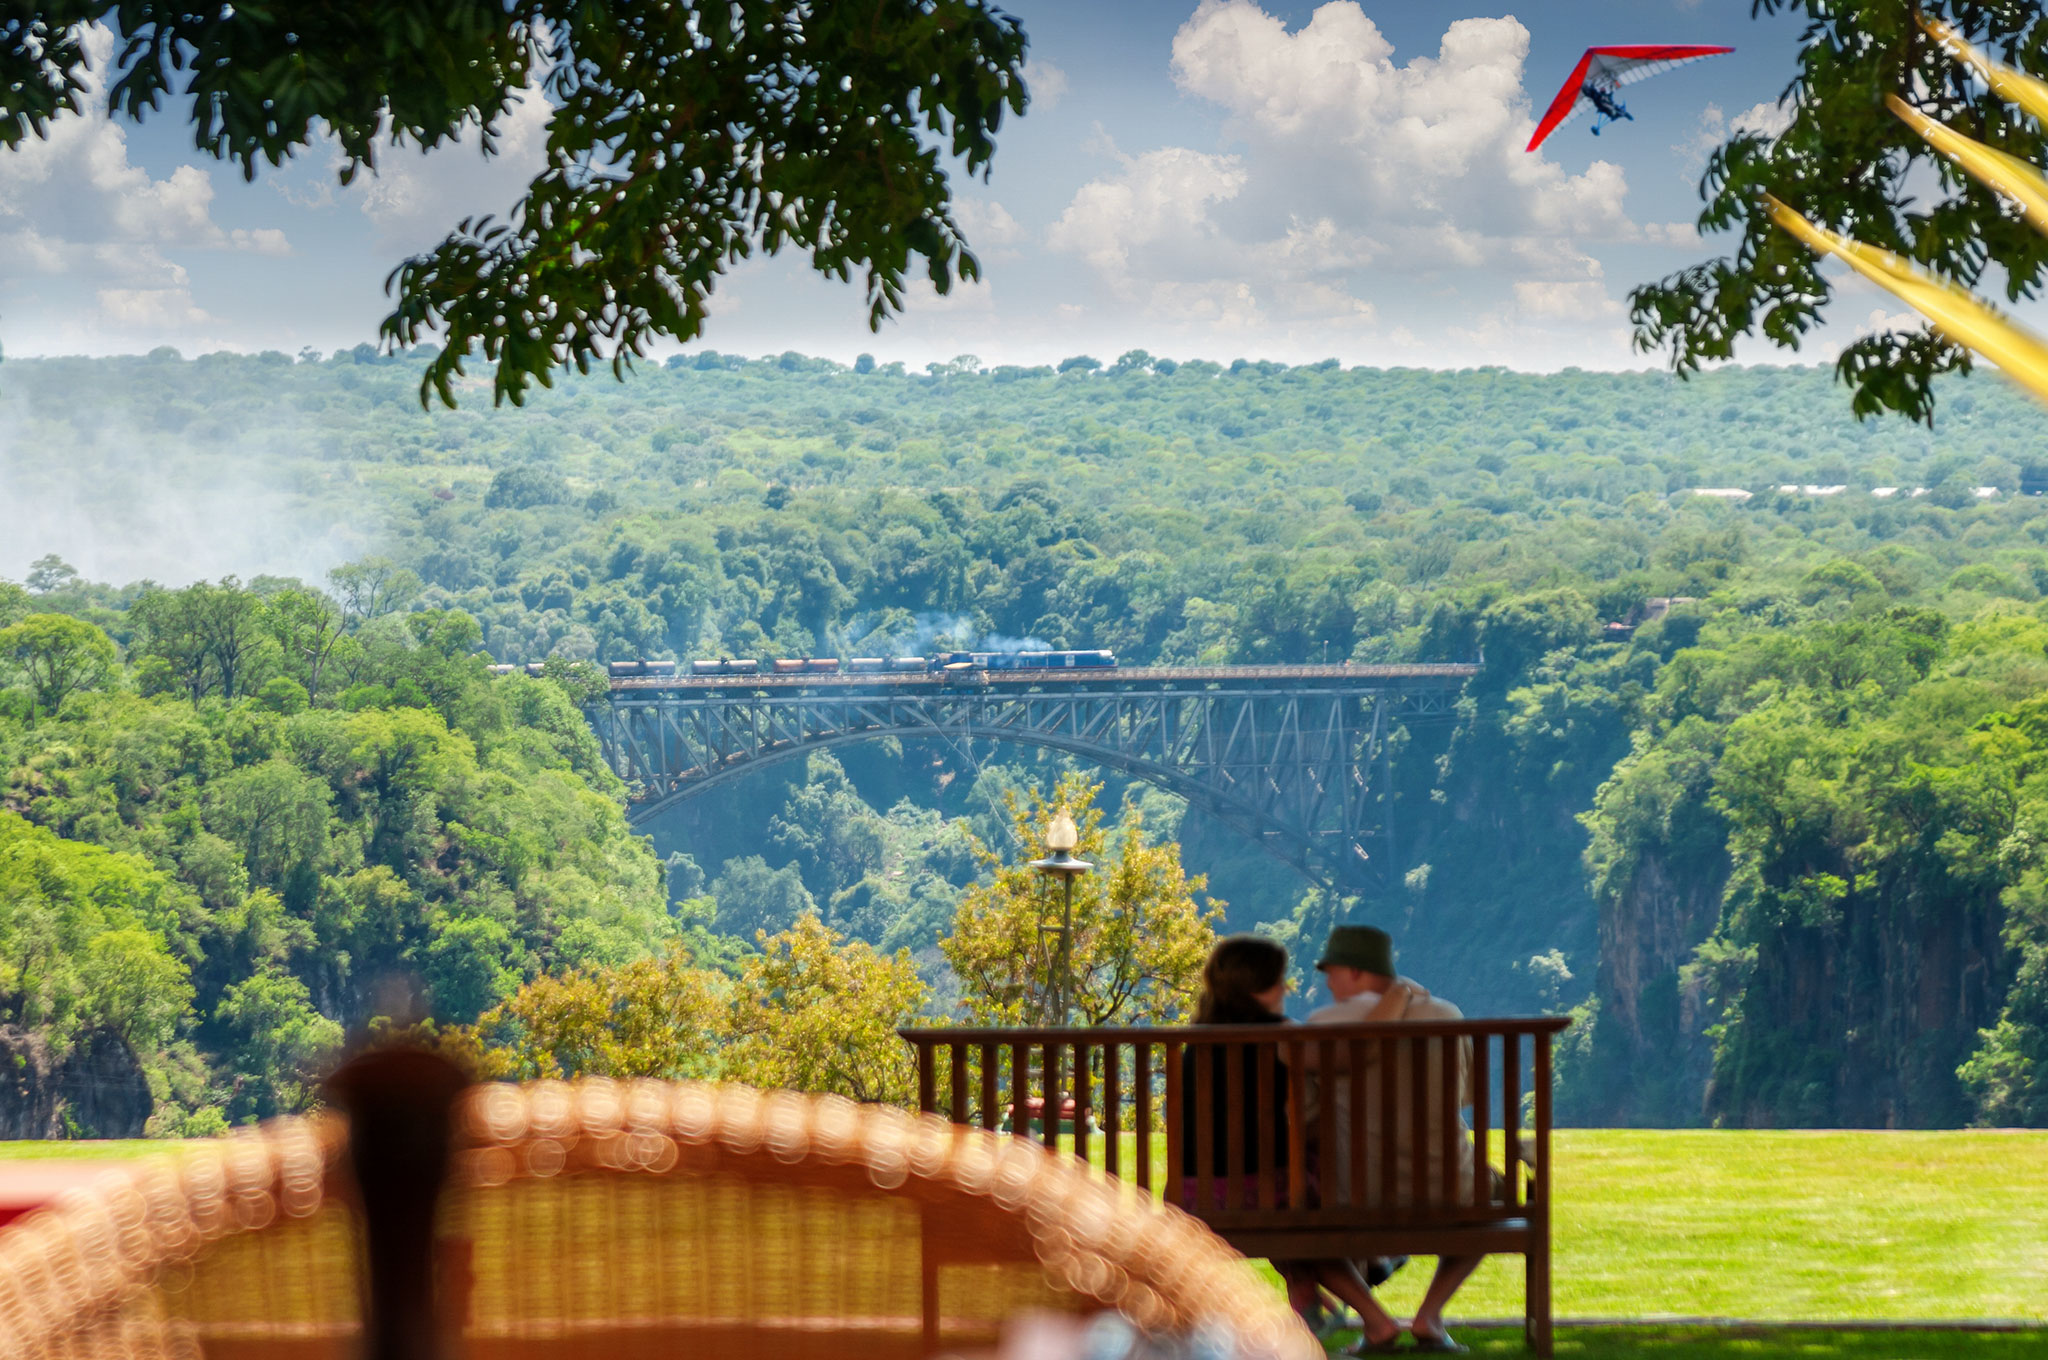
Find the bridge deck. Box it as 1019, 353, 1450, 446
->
607, 662, 1478, 694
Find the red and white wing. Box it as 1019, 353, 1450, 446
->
1525, 45, 1735, 153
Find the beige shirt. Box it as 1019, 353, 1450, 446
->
1305, 991, 1476, 1208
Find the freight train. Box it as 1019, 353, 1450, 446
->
682, 651, 1117, 677
495, 651, 1120, 679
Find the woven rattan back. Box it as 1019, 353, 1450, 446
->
0, 1080, 1314, 1360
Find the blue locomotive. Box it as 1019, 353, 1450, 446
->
929, 650, 1116, 673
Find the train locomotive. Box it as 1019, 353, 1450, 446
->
927, 650, 1115, 673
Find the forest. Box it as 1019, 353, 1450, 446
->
3, 347, 2048, 1130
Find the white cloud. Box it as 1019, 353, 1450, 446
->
1046, 2, 1647, 356
0, 23, 294, 352
1024, 60, 1070, 112
1732, 99, 1795, 140
1513, 278, 1622, 321
0, 26, 290, 261
1675, 99, 1794, 185
954, 199, 1024, 250
96, 287, 211, 328
356, 84, 551, 252
229, 228, 293, 257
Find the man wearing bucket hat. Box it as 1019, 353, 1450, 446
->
1307, 925, 1484, 1356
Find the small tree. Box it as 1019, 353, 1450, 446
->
941, 775, 1221, 1027
0, 613, 117, 717
261, 586, 346, 702
722, 913, 928, 1105
329, 558, 422, 631
473, 946, 727, 1080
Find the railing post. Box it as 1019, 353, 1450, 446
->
979, 1043, 1000, 1131
1503, 1033, 1522, 1208
1472, 1030, 1492, 1206
1103, 1043, 1123, 1178
1136, 1043, 1155, 1194
1529, 1030, 1555, 1356
915, 1039, 937, 1115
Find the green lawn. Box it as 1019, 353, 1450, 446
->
0, 1140, 163, 1160
7, 1130, 2046, 1334
1404, 1327, 2048, 1359
1056, 1128, 2048, 1323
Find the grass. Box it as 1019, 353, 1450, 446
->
1397, 1327, 2048, 1359
6, 1129, 2047, 1340
1051, 1128, 2048, 1323
0, 1140, 163, 1160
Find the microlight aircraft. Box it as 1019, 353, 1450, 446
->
1526, 45, 1734, 151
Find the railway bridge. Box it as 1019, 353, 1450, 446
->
592, 663, 1477, 894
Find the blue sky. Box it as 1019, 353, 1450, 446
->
0, 1, 1870, 371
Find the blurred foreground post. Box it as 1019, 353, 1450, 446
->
326, 1047, 471, 1360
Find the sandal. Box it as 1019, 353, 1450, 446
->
1348, 1334, 1406, 1355
1409, 1332, 1468, 1354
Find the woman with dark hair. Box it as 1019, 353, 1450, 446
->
1180, 936, 1404, 1353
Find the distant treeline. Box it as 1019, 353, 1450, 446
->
3, 350, 2048, 1128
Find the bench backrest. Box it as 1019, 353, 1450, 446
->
900, 1018, 1569, 1234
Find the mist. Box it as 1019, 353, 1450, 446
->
0, 363, 378, 589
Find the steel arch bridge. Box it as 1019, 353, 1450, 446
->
592, 663, 1476, 894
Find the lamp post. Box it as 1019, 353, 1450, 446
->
1029, 809, 1093, 1027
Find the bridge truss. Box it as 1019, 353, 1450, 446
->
592, 664, 1476, 894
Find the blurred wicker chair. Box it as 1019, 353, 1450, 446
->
0, 1072, 1314, 1360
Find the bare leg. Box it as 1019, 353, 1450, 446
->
1279, 1265, 1319, 1319
1412, 1255, 1484, 1342
1308, 1260, 1399, 1347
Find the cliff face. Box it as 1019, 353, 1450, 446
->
1567, 845, 1726, 1125
0, 1027, 153, 1138
1713, 878, 2012, 1128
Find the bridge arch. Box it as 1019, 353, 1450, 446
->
590, 665, 1474, 900
624, 725, 1347, 892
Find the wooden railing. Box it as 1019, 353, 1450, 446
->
900, 1018, 1568, 1224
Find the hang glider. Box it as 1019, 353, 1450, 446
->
1526, 45, 1734, 152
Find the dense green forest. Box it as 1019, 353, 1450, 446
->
4, 348, 2048, 1130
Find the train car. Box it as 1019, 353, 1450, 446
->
485, 663, 518, 676
690, 658, 761, 676
803, 658, 838, 673
607, 660, 679, 677
886, 656, 927, 672
524, 662, 548, 677
932, 649, 1119, 675
847, 657, 887, 674
771, 658, 805, 674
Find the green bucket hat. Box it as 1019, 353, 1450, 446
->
1315, 925, 1396, 976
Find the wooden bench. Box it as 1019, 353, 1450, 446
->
901, 1017, 1570, 1355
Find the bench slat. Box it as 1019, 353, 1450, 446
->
1348, 1037, 1366, 1215
1135, 1044, 1153, 1193
1254, 1041, 1275, 1211
1504, 1033, 1522, 1209
1284, 1037, 1306, 1211
1103, 1041, 1121, 1178
1072, 1041, 1091, 1166
1224, 1035, 1245, 1210
1472, 1031, 1491, 1205
1010, 1042, 1028, 1141
980, 1043, 998, 1131
1379, 1030, 1397, 1211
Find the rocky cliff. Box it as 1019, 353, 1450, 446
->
0, 1027, 153, 1139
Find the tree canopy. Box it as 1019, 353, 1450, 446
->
0, 2, 1030, 406
942, 775, 1220, 1027
1633, 2, 2048, 423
